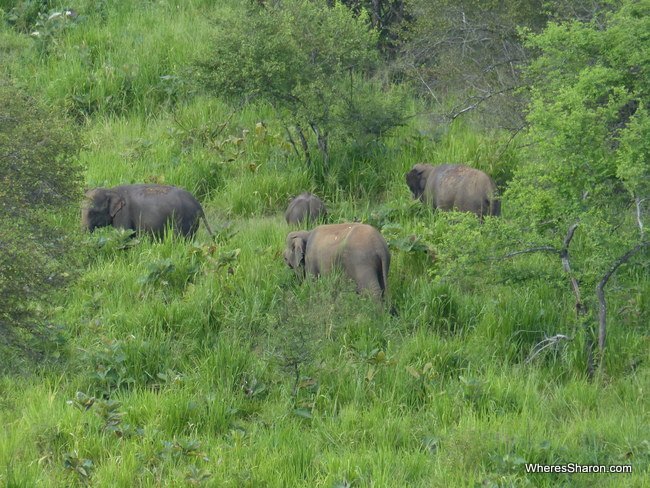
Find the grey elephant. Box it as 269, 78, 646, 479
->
284, 223, 390, 299
81, 184, 212, 238
406, 163, 501, 218
285, 192, 327, 225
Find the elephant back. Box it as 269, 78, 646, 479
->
285, 192, 327, 225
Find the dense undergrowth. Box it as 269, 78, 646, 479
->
0, 0, 648, 486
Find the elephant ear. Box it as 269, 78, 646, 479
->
406, 166, 426, 198
108, 192, 125, 218
291, 235, 306, 269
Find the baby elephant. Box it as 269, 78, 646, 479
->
284, 223, 390, 299
285, 192, 327, 225
81, 184, 212, 238
406, 163, 500, 218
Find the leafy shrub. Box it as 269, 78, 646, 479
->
504, 1, 650, 368
4, 0, 53, 33
510, 0, 649, 230
0, 79, 81, 364
199, 0, 407, 186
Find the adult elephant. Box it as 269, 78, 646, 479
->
406, 163, 501, 218
81, 184, 212, 238
284, 223, 390, 299
285, 192, 327, 225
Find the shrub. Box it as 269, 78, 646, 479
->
198, 0, 407, 184
0, 79, 81, 365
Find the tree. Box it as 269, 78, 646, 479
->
395, 0, 617, 128
510, 0, 649, 225
332, 0, 409, 55
199, 0, 406, 178
505, 0, 649, 368
395, 0, 547, 128
0, 79, 81, 364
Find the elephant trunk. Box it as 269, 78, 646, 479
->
80, 207, 91, 232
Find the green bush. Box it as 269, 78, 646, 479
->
199, 0, 407, 186
0, 79, 81, 364
503, 0, 650, 369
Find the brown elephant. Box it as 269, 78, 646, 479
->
406, 163, 501, 218
285, 192, 327, 225
81, 184, 212, 238
284, 223, 390, 299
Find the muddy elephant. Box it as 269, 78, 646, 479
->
406, 163, 501, 218
285, 192, 327, 225
284, 223, 390, 299
81, 184, 212, 238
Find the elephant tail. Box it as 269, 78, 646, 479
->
200, 211, 215, 239
378, 250, 390, 299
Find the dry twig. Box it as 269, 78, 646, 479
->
525, 334, 573, 364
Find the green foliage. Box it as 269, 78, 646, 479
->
4, 1, 211, 118
514, 0, 650, 220
0, 79, 81, 361
504, 0, 650, 375
4, 0, 54, 33
0, 1, 648, 486
62, 450, 94, 483
26, 7, 80, 56
500, 8, 650, 359
616, 104, 650, 198
202, 1, 378, 105
199, 0, 406, 176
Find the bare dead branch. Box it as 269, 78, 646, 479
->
504, 221, 594, 377
502, 246, 558, 259
284, 125, 302, 160
494, 123, 527, 160
635, 196, 646, 239
559, 223, 588, 323
295, 125, 312, 168
596, 241, 649, 353
525, 334, 573, 364
560, 222, 579, 257
558, 222, 596, 377
309, 122, 329, 166
411, 66, 440, 104
448, 85, 522, 120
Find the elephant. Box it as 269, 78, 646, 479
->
284, 223, 390, 299
406, 163, 501, 218
285, 192, 327, 225
81, 184, 213, 238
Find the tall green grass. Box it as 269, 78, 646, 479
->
0, 0, 647, 486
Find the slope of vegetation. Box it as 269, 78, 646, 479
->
0, 0, 647, 486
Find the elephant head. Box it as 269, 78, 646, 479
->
284, 230, 310, 276
81, 188, 125, 232
405, 163, 432, 201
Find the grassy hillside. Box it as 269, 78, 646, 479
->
1, 1, 648, 486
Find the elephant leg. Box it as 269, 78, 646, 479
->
348, 265, 383, 300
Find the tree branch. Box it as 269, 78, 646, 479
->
284, 125, 302, 160
635, 196, 645, 239
448, 85, 522, 121
295, 125, 312, 167
596, 241, 649, 353
502, 246, 558, 259
504, 222, 594, 377
526, 334, 573, 364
